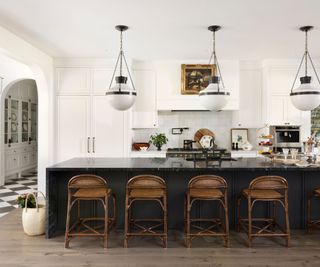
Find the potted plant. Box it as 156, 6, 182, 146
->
150, 133, 168, 151
17, 192, 46, 236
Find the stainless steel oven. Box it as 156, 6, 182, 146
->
270, 125, 301, 152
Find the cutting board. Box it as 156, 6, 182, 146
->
194, 128, 215, 143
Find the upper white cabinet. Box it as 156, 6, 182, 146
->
92, 69, 114, 95
262, 61, 310, 127
56, 68, 91, 95
155, 60, 239, 110
232, 63, 262, 128
132, 69, 158, 128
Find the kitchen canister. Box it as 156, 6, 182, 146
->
22, 191, 46, 236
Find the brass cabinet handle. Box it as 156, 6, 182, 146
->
87, 137, 90, 153
93, 137, 95, 153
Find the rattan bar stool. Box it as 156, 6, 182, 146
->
237, 175, 290, 247
64, 174, 116, 248
124, 175, 167, 248
185, 175, 229, 248
307, 187, 320, 232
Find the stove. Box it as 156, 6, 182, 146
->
166, 147, 234, 161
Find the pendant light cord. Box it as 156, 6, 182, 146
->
305, 30, 308, 77
120, 30, 123, 77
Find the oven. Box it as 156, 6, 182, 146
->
270, 125, 301, 152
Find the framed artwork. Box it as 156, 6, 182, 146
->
181, 64, 215, 94
231, 128, 248, 150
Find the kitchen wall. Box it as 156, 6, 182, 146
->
132, 111, 258, 150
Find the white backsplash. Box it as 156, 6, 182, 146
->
132, 111, 258, 150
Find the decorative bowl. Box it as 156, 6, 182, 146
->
132, 142, 150, 151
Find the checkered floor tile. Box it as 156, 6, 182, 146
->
0, 174, 37, 218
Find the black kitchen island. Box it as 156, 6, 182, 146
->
46, 157, 320, 238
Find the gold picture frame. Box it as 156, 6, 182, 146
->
181, 64, 216, 95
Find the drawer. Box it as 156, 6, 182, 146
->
19, 153, 29, 168
5, 154, 19, 171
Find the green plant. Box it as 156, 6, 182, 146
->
16, 194, 36, 208
150, 133, 168, 150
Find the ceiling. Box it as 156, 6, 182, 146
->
0, 0, 319, 61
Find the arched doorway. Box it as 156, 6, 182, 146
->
0, 79, 38, 217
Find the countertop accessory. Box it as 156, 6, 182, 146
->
183, 139, 195, 150
199, 135, 213, 149
231, 128, 248, 150
150, 133, 168, 151
132, 142, 150, 151
199, 25, 230, 111
106, 25, 137, 111
171, 127, 189, 135
290, 26, 320, 111
194, 128, 215, 145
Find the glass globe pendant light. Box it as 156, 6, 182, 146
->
106, 25, 137, 111
199, 25, 230, 111
290, 26, 320, 111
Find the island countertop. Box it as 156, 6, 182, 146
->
47, 157, 320, 171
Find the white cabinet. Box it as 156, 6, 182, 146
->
91, 96, 126, 157
232, 66, 262, 128
56, 68, 91, 95
132, 70, 158, 128
57, 96, 91, 162
262, 62, 311, 132
56, 95, 127, 161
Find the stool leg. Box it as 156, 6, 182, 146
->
103, 196, 109, 248
236, 196, 241, 232
224, 195, 230, 248
284, 195, 290, 247
77, 199, 81, 232
163, 195, 168, 248
272, 201, 276, 231
112, 193, 117, 229
64, 193, 72, 248
124, 195, 129, 248
186, 195, 191, 248
247, 197, 252, 248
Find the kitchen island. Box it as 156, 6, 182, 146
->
46, 157, 320, 238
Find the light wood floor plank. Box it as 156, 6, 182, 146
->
0, 210, 320, 266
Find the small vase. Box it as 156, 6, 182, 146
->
157, 145, 162, 151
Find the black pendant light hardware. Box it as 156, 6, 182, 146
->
290, 26, 320, 93
108, 25, 136, 92
207, 25, 225, 92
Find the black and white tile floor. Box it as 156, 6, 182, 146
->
0, 174, 37, 218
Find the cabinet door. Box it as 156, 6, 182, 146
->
91, 96, 125, 157
57, 96, 91, 162
132, 70, 158, 128
268, 95, 286, 125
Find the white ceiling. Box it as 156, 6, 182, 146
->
0, 0, 320, 61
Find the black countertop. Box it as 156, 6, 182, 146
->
47, 157, 320, 171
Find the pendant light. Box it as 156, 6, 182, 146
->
290, 26, 320, 111
199, 25, 230, 111
106, 25, 137, 111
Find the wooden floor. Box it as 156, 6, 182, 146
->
1, 210, 320, 266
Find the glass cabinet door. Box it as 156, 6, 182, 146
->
30, 103, 37, 142
21, 101, 29, 142
4, 98, 8, 144
10, 99, 19, 144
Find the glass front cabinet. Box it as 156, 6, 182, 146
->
4, 97, 37, 147
4, 95, 37, 177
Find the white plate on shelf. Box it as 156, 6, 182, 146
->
199, 135, 213, 149
11, 113, 17, 121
